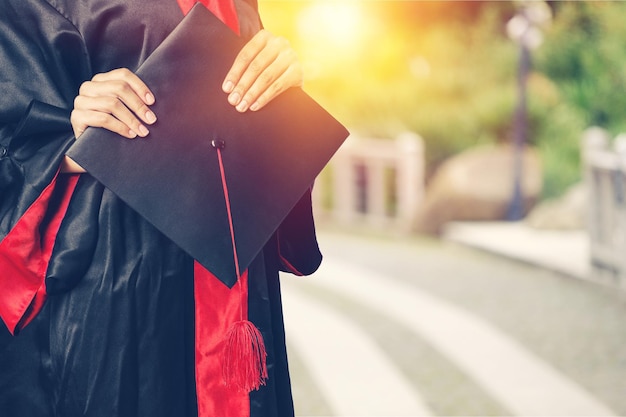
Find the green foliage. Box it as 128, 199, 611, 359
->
537, 1, 626, 133
532, 1, 626, 197
539, 2, 626, 133
532, 101, 586, 199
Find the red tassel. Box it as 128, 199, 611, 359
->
222, 320, 268, 392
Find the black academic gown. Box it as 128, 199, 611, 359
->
0, 1, 322, 416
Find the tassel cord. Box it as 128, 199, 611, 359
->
215, 146, 245, 319
213, 143, 268, 392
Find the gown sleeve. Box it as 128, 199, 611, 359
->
276, 188, 323, 276
0, 0, 89, 335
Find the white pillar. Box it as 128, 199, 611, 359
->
396, 132, 424, 231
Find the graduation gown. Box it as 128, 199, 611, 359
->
0, 1, 322, 416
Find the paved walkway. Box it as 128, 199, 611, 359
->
442, 221, 590, 280
281, 226, 626, 417
284, 282, 433, 416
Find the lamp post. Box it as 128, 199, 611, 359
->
505, 0, 551, 221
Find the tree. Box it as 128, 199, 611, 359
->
533, 1, 626, 197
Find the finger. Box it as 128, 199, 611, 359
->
229, 34, 288, 99
229, 45, 282, 110
92, 68, 155, 105
71, 108, 139, 139
222, 30, 271, 94
234, 56, 285, 112
236, 49, 302, 112
70, 109, 89, 138
228, 39, 289, 109
246, 64, 301, 113
74, 95, 150, 137
79, 80, 157, 127
227, 33, 301, 111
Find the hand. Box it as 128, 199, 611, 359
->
62, 68, 157, 173
70, 68, 157, 139
222, 30, 303, 113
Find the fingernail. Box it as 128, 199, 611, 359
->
128, 129, 138, 139
138, 125, 149, 137
236, 100, 248, 112
223, 80, 234, 93
146, 110, 157, 124
145, 93, 155, 105
228, 92, 241, 106
250, 102, 260, 112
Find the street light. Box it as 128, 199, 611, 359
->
505, 0, 551, 221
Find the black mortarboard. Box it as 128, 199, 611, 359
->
66, 4, 349, 288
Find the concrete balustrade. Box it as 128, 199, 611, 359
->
582, 127, 626, 289
313, 132, 424, 233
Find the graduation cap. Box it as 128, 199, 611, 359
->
66, 4, 349, 289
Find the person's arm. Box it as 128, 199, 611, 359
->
60, 156, 87, 173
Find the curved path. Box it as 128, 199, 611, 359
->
280, 230, 625, 416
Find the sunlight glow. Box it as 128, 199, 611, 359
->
298, 1, 366, 52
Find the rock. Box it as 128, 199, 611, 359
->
525, 182, 586, 230
413, 144, 542, 235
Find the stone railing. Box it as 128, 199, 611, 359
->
313, 132, 424, 233
582, 127, 626, 288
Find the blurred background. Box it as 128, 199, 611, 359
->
258, 1, 626, 416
